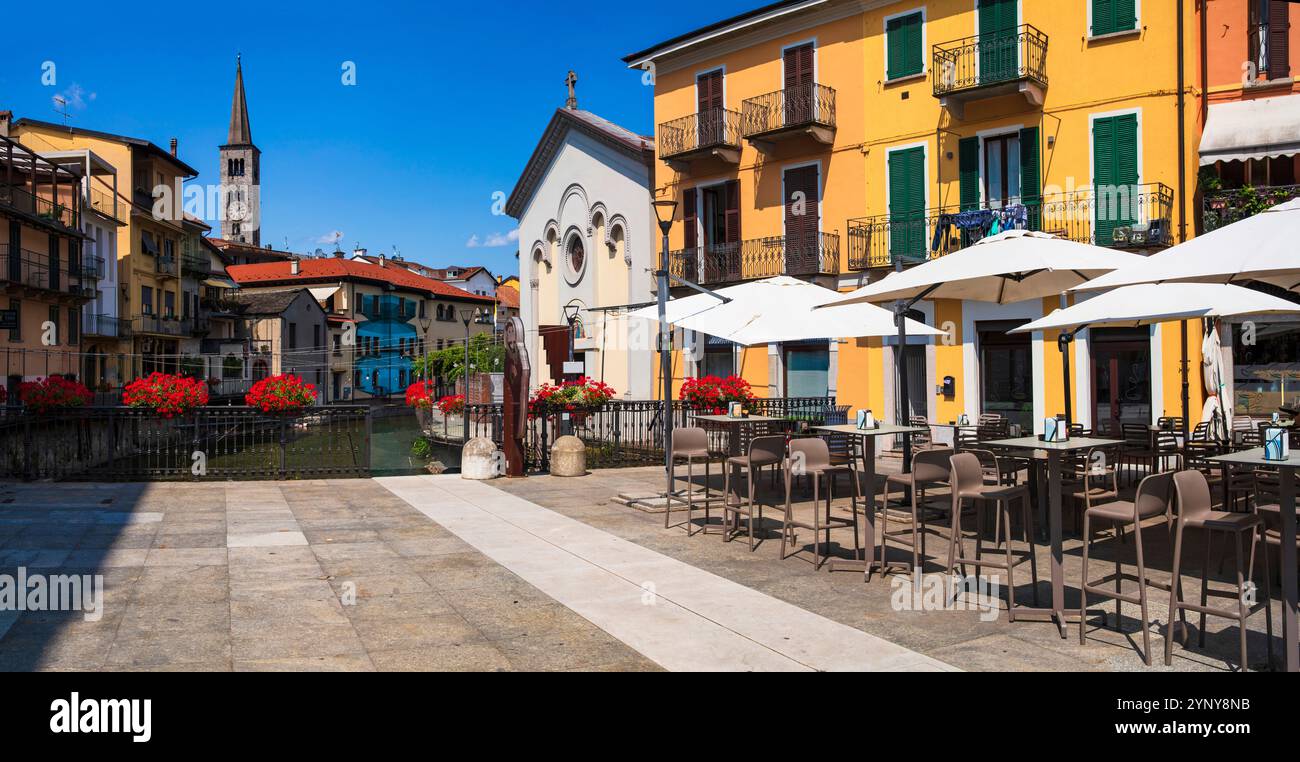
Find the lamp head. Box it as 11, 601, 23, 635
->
652, 199, 678, 233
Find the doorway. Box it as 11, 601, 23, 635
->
978, 320, 1032, 432
893, 344, 927, 424
1091, 328, 1152, 434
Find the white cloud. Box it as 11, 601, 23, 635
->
466, 229, 519, 248
53, 83, 95, 111
316, 230, 344, 245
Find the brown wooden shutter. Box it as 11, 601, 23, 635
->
1270, 0, 1291, 80
724, 181, 741, 244
697, 70, 723, 112
783, 165, 820, 274
683, 188, 698, 249
784, 44, 814, 90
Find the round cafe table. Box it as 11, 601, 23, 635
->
689, 413, 787, 457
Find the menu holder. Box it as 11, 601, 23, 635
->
727, 402, 747, 419
856, 410, 879, 431
1265, 427, 1291, 462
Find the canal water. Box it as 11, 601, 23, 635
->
369, 409, 463, 476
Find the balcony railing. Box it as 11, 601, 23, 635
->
72, 254, 106, 282
1202, 184, 1300, 233
847, 183, 1174, 270
88, 187, 127, 224
83, 314, 132, 339
933, 24, 1048, 101
182, 251, 212, 276
659, 107, 743, 163
134, 315, 185, 336
0, 244, 73, 294
741, 83, 836, 143
669, 232, 840, 285
155, 256, 178, 277
0, 184, 81, 231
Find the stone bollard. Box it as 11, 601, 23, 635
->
460, 437, 500, 480
549, 436, 586, 477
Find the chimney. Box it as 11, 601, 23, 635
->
290, 258, 300, 275
0, 111, 11, 137
353, 247, 367, 259
378, 253, 386, 267
169, 138, 178, 157
333, 250, 344, 258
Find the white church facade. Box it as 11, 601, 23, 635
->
506, 92, 656, 400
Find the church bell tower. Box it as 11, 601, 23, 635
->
219, 55, 261, 245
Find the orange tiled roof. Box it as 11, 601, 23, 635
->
495, 284, 520, 309
226, 258, 495, 302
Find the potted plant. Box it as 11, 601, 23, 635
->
123, 372, 210, 418
245, 374, 317, 415
18, 377, 94, 414
528, 377, 616, 426
679, 375, 755, 416
435, 394, 466, 416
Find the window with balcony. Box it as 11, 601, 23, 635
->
888, 146, 927, 259
1249, 0, 1292, 81
885, 10, 925, 81
1092, 113, 1140, 246
1090, 0, 1137, 37
141, 286, 154, 316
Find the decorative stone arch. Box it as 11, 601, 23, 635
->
530, 240, 551, 273
558, 183, 590, 233
588, 201, 610, 238
606, 214, 631, 265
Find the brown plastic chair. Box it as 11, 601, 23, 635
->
667, 427, 720, 536
779, 437, 861, 569
881, 449, 953, 573
945, 452, 1038, 622
1078, 471, 1174, 665
1120, 423, 1157, 486
1251, 473, 1300, 589
723, 435, 785, 551
1164, 470, 1274, 671
1064, 446, 1120, 534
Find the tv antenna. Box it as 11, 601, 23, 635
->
53, 95, 73, 125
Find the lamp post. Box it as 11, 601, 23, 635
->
417, 317, 432, 381
653, 198, 678, 501
459, 308, 475, 441
563, 303, 582, 436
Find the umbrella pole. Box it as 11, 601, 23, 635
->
1059, 332, 1073, 431
1180, 320, 1191, 435
895, 300, 913, 473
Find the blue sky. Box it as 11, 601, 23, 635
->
2, 0, 758, 279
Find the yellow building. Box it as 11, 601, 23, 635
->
626, 0, 1205, 436
12, 119, 201, 383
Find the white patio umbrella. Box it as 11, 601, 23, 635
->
629, 276, 944, 346
1012, 283, 1300, 436
822, 230, 1148, 428
1077, 198, 1300, 292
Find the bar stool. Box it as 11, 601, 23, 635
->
881, 449, 953, 574
779, 437, 861, 569
1164, 469, 1274, 671
723, 435, 785, 551
1078, 471, 1174, 666
666, 427, 721, 536
945, 452, 1039, 622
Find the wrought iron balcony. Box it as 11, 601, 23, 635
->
134, 315, 185, 337
155, 255, 178, 278
658, 107, 742, 168
847, 183, 1174, 270
932, 24, 1048, 117
1202, 184, 1300, 233
741, 83, 836, 148
0, 244, 90, 298
669, 232, 840, 286
182, 250, 212, 276
83, 314, 132, 339
72, 254, 105, 282
0, 184, 81, 232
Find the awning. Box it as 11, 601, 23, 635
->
308, 286, 341, 301
204, 276, 238, 289
1199, 94, 1300, 166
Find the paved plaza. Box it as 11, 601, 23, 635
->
0, 465, 1287, 671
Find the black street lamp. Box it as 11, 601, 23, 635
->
652, 198, 678, 501
459, 308, 475, 441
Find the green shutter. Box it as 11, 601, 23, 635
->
978, 0, 1019, 84
1093, 114, 1139, 246
887, 12, 923, 80
889, 147, 926, 261
1019, 126, 1041, 229
959, 137, 980, 211
1093, 0, 1135, 36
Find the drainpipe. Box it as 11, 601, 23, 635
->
1177, 0, 1191, 434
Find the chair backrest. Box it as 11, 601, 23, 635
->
913, 448, 954, 483
949, 452, 985, 498
749, 435, 788, 465
1191, 421, 1211, 442
672, 427, 708, 455
910, 416, 933, 446
1158, 416, 1184, 431
978, 413, 1003, 426
787, 436, 830, 471
1122, 423, 1149, 446
1232, 416, 1255, 432
1172, 469, 1214, 522
1134, 471, 1175, 519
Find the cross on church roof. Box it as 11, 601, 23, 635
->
565, 71, 578, 110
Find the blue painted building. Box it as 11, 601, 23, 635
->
355, 293, 418, 397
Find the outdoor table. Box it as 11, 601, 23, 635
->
984, 436, 1124, 638
691, 414, 787, 457
812, 424, 929, 581
1207, 448, 1299, 672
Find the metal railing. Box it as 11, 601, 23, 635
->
73, 253, 105, 281
741, 83, 836, 138
0, 406, 371, 482
155, 256, 178, 277
83, 314, 132, 339
669, 232, 840, 285
430, 397, 836, 471
659, 106, 743, 160
933, 24, 1049, 98
1202, 184, 1300, 232
88, 186, 127, 223
0, 184, 80, 230
134, 315, 185, 336
181, 251, 211, 276
847, 183, 1173, 269
0, 244, 58, 292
